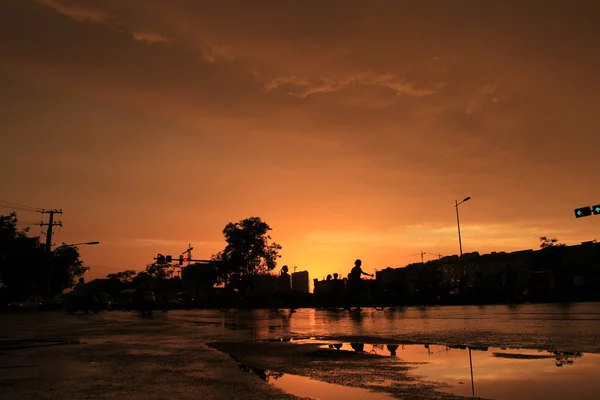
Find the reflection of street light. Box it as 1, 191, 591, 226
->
469, 347, 475, 397
454, 197, 471, 257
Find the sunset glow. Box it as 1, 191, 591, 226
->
2, 0, 599, 280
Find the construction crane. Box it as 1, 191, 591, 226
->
409, 250, 426, 263
426, 252, 445, 260
180, 243, 194, 266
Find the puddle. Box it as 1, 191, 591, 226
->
311, 341, 600, 400
254, 336, 317, 343
238, 363, 394, 400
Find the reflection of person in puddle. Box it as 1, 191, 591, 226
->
387, 344, 399, 356
350, 343, 365, 352
349, 310, 364, 325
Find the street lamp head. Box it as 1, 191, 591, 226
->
85, 241, 100, 245
463, 196, 471, 202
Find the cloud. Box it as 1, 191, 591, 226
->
305, 222, 577, 251
201, 42, 236, 63
466, 83, 502, 114
35, 0, 115, 24
35, 0, 169, 45
105, 239, 219, 248
132, 31, 171, 44
264, 71, 443, 99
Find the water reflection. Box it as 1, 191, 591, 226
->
313, 341, 599, 400
238, 362, 395, 400
189, 303, 600, 352
492, 350, 582, 367
238, 363, 283, 381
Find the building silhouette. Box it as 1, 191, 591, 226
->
292, 271, 309, 293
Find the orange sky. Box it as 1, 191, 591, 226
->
1, 0, 599, 281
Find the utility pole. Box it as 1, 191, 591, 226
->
40, 209, 63, 251
39, 209, 62, 300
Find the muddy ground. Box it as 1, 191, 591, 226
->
0, 312, 486, 399
208, 340, 484, 400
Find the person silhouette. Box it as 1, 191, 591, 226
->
349, 259, 373, 281
276, 265, 296, 312
347, 259, 373, 309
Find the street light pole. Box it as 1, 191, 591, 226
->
55, 241, 100, 250
454, 197, 471, 258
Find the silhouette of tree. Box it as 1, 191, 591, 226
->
143, 262, 176, 280
211, 216, 282, 282
0, 213, 86, 299
52, 244, 88, 294
133, 271, 151, 284
539, 236, 566, 249
107, 270, 137, 284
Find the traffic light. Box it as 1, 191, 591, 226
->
156, 253, 166, 264
593, 205, 600, 215
574, 207, 592, 218
166, 255, 172, 263
179, 255, 184, 265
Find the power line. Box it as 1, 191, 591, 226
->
14, 221, 42, 226
1, 202, 56, 236
0, 200, 42, 212
0, 204, 40, 213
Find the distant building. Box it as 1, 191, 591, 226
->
292, 271, 309, 293
461, 252, 480, 260
245, 274, 277, 295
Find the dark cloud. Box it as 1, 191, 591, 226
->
1, 0, 599, 276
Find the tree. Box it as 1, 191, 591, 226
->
52, 245, 88, 295
211, 216, 282, 282
0, 213, 87, 299
539, 236, 566, 249
0, 213, 47, 298
143, 262, 176, 280
107, 270, 137, 284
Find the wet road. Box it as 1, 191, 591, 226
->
2, 302, 600, 400
142, 302, 600, 352
3, 302, 600, 352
